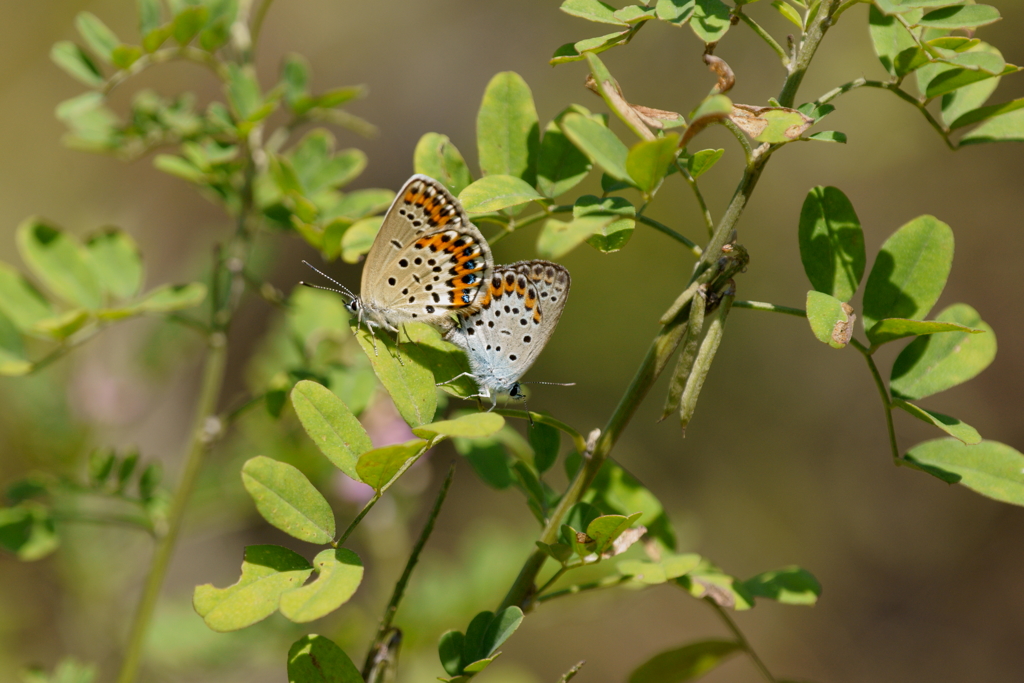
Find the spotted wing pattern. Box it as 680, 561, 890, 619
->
445, 260, 570, 394
360, 175, 493, 331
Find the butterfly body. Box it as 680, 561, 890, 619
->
346, 174, 494, 334
444, 260, 571, 407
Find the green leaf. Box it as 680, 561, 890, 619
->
807, 130, 847, 143
743, 567, 822, 605
153, 154, 206, 183
51, 42, 104, 87
537, 109, 594, 198
893, 398, 981, 444
586, 512, 643, 554
0, 504, 58, 561
0, 263, 53, 332
172, 5, 209, 44
626, 135, 680, 194
731, 106, 813, 143
798, 186, 866, 302
32, 309, 90, 340
111, 45, 142, 70
242, 456, 336, 544
85, 229, 143, 300
279, 549, 364, 623
480, 606, 524, 657
438, 631, 466, 676
676, 567, 754, 609
291, 380, 372, 480
414, 133, 473, 195
355, 440, 429, 493
282, 53, 310, 108
130, 283, 207, 313
890, 304, 996, 400
806, 291, 856, 349
326, 189, 396, 222
340, 216, 383, 264
628, 640, 741, 683
413, 413, 505, 439
75, 12, 120, 63
0, 312, 30, 376
576, 195, 636, 253
867, 317, 982, 345
193, 545, 313, 631
399, 322, 476, 398
924, 63, 1018, 101
861, 215, 953, 334
618, 553, 702, 584
355, 328, 436, 427
685, 148, 723, 178
529, 422, 560, 473
476, 72, 540, 186
917, 4, 1001, 29
537, 216, 617, 259
17, 218, 103, 310
772, 0, 803, 28
560, 112, 632, 182
573, 30, 632, 57
690, 0, 732, 42
657, 0, 697, 25
288, 634, 363, 683
959, 108, 1024, 144
580, 458, 676, 550
138, 0, 163, 36
454, 435, 516, 489
225, 63, 262, 120
614, 5, 658, 23
288, 283, 350, 344
560, 0, 629, 25
458, 175, 544, 213
869, 5, 918, 77
904, 439, 1024, 505
950, 97, 1024, 131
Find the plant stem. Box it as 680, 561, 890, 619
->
115, 332, 227, 683
638, 215, 702, 256
363, 463, 456, 674
733, 300, 807, 317
534, 566, 569, 598
674, 159, 715, 239
535, 574, 632, 604
337, 493, 381, 547
705, 599, 777, 683
777, 0, 841, 108
850, 338, 901, 462
251, 0, 277, 48
493, 409, 588, 455
735, 11, 790, 66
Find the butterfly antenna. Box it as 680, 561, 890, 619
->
300, 260, 356, 301
520, 381, 576, 386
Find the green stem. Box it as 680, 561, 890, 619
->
115, 332, 227, 683
535, 574, 632, 604
534, 565, 569, 598
103, 46, 227, 95
363, 463, 456, 674
705, 599, 777, 683
736, 12, 790, 66
777, 0, 841, 108
850, 338, 900, 462
251, 0, 277, 47
638, 215, 702, 256
733, 300, 807, 317
50, 511, 154, 534
493, 409, 588, 455
674, 159, 715, 239
336, 493, 381, 547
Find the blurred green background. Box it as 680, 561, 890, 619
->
2, 1, 1024, 682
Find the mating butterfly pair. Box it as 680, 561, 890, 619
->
304, 174, 571, 408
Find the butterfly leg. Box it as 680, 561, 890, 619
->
437, 371, 476, 387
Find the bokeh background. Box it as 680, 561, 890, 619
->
2, 1, 1023, 682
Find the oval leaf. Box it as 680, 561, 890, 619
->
476, 72, 539, 185
537, 109, 594, 198
355, 329, 436, 427
626, 135, 680, 194
291, 380, 372, 479
355, 439, 429, 493
242, 456, 336, 544
17, 218, 103, 309
806, 291, 856, 349
892, 398, 982, 444
280, 548, 364, 623
628, 639, 741, 683
798, 186, 865, 302
458, 175, 544, 213
0, 263, 53, 332
862, 215, 953, 334
742, 566, 822, 606
288, 634, 363, 683
904, 439, 1024, 505
132, 282, 207, 313
85, 229, 143, 300
193, 545, 313, 632
560, 113, 632, 182
890, 304, 995, 400
918, 4, 1001, 29
414, 413, 506, 439
414, 133, 472, 195
867, 317, 982, 346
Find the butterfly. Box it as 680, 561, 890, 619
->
441, 260, 572, 408
302, 174, 494, 341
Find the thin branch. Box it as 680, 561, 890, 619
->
638, 215, 703, 256
705, 599, 778, 683
850, 338, 901, 462
336, 493, 381, 547
675, 159, 715, 238
535, 574, 632, 604
493, 409, 588, 455
736, 12, 790, 66
733, 300, 807, 317
103, 47, 227, 95
363, 463, 456, 674
251, 0, 277, 48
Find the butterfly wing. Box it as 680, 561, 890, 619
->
361, 175, 493, 330
446, 260, 570, 390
